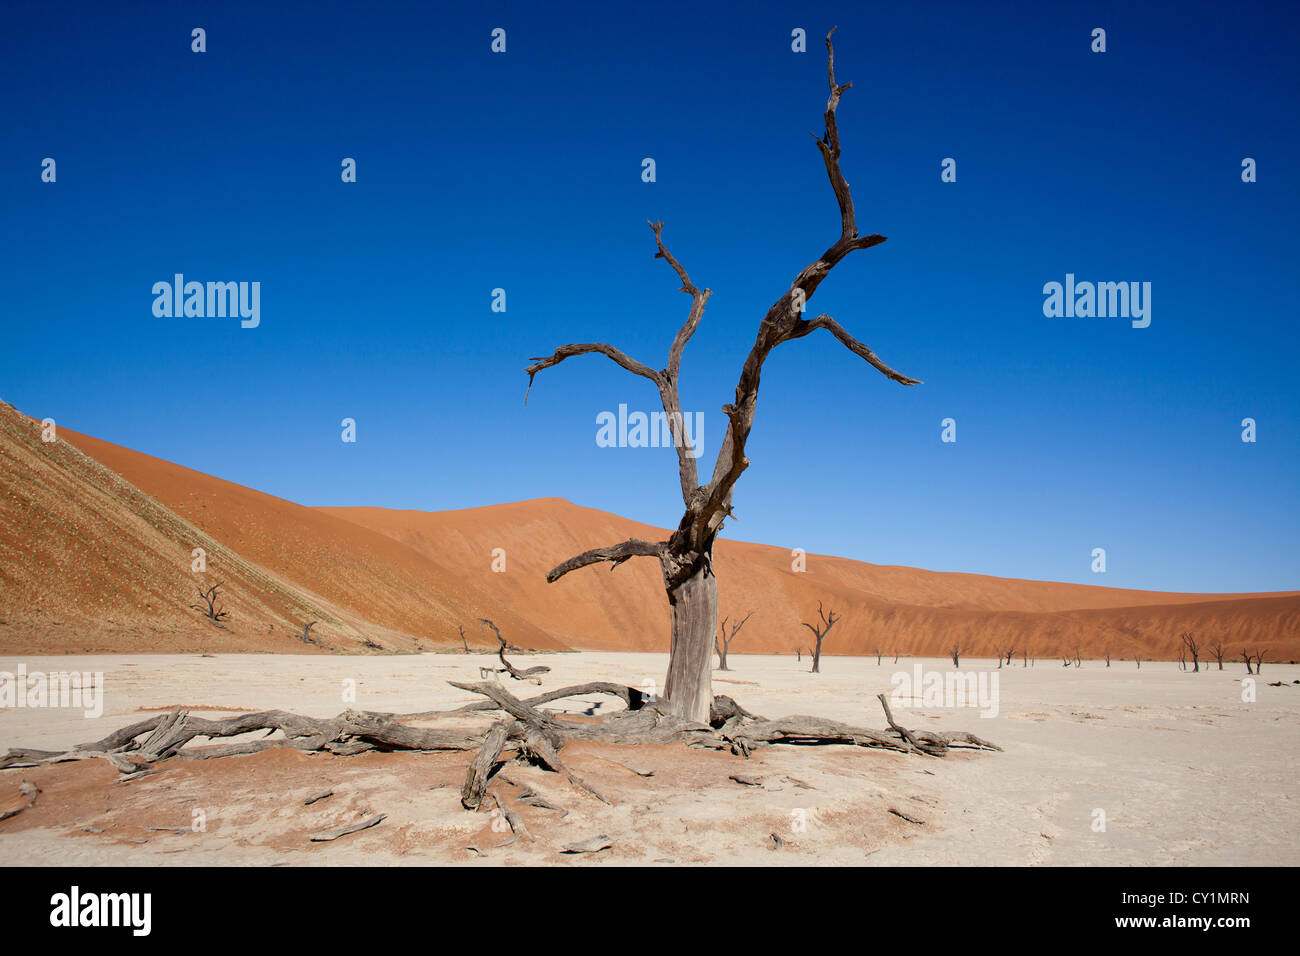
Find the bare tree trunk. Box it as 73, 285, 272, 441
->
662, 565, 718, 721
801, 601, 839, 675
715, 610, 752, 673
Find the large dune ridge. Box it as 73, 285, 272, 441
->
0, 403, 556, 653
2, 401, 1296, 659
320, 501, 1300, 661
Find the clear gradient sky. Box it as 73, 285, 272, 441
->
2, 0, 1297, 592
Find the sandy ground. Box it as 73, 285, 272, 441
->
0, 652, 1296, 866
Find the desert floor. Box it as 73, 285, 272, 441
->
0, 652, 1296, 866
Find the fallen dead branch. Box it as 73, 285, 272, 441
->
561, 834, 612, 854
888, 807, 925, 825
1, 677, 999, 849
591, 755, 654, 777
0, 781, 40, 823
310, 814, 386, 842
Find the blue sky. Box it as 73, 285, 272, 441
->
2, 0, 1296, 592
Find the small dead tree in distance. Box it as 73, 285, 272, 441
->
190, 583, 229, 627
714, 610, 753, 671
1209, 639, 1225, 670
478, 619, 551, 682
523, 29, 920, 722
1253, 648, 1266, 674
801, 601, 840, 674
1180, 632, 1200, 673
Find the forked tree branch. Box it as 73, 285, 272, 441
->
526, 221, 710, 506
533, 27, 921, 585
696, 29, 919, 537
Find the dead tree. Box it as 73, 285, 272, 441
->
1022, 648, 1028, 667
893, 651, 900, 664
1, 684, 1002, 837
1209, 639, 1225, 670
478, 619, 551, 682
1005, 647, 1015, 667
523, 30, 920, 721
714, 611, 753, 671
298, 621, 317, 645
1180, 632, 1201, 673
189, 583, 229, 627
993, 645, 1004, 669
1074, 647, 1081, 668
1241, 649, 1254, 675
1253, 649, 1266, 674
458, 625, 470, 654
801, 601, 840, 674
875, 648, 882, 666
1104, 649, 1110, 668
949, 645, 961, 668
1178, 645, 1186, 671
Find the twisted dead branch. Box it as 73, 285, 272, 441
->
2, 683, 1000, 796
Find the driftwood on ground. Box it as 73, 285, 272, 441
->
1, 675, 1000, 848
2, 682, 999, 782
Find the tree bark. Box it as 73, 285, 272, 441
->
662, 560, 718, 721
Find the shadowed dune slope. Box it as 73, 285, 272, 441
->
0, 404, 559, 653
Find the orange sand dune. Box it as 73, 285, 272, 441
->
320, 501, 1300, 661
0, 403, 556, 653
2, 400, 1295, 660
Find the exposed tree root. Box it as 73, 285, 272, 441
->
1, 681, 1000, 840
